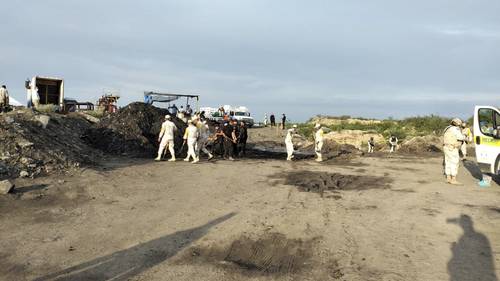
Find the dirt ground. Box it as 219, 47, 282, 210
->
0, 128, 499, 281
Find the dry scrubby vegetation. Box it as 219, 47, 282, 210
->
296, 115, 472, 140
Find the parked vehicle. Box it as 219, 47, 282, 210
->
474, 105, 500, 175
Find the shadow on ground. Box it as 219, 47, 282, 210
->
462, 160, 484, 181
447, 214, 498, 281
34, 213, 236, 281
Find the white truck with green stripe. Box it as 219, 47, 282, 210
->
474, 106, 500, 175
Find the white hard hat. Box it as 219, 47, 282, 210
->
314, 123, 321, 129
292, 124, 298, 128
165, 115, 171, 119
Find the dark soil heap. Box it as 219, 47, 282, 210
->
0, 110, 101, 180
399, 135, 442, 154
282, 170, 392, 195
82, 103, 187, 157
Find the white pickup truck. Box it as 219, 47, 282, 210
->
474, 105, 500, 175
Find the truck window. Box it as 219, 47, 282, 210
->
478, 108, 495, 136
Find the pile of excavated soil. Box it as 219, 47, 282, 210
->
302, 139, 362, 160
399, 135, 443, 154
281, 170, 392, 195
83, 103, 187, 157
323, 130, 385, 150
0, 110, 102, 180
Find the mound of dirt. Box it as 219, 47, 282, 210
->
281, 170, 392, 195
82, 103, 187, 157
301, 139, 362, 160
323, 130, 385, 150
399, 135, 442, 154
0, 110, 102, 180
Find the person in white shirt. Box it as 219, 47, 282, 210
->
155, 115, 178, 161
183, 120, 199, 163
285, 125, 298, 161
0, 85, 8, 113
314, 123, 324, 162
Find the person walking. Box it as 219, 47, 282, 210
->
155, 115, 177, 161
270, 114, 276, 127
285, 125, 298, 161
368, 137, 375, 153
314, 123, 324, 162
183, 120, 199, 163
263, 114, 268, 127
461, 123, 473, 159
389, 135, 398, 153
443, 118, 466, 185
281, 114, 287, 130
196, 120, 214, 160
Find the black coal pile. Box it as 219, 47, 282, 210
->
82, 103, 187, 157
0, 110, 102, 180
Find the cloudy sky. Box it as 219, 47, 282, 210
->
1, 0, 499, 121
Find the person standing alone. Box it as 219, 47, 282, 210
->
0, 85, 9, 113
443, 118, 466, 185
270, 114, 276, 127
281, 114, 287, 130
389, 135, 398, 153
285, 125, 298, 161
314, 123, 324, 162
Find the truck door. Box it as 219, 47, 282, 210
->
474, 106, 500, 172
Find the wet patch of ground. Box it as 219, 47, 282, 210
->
276, 171, 392, 195
181, 233, 321, 276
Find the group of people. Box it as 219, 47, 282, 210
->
263, 113, 287, 129
443, 118, 473, 185
155, 114, 248, 163
285, 123, 325, 162
367, 135, 399, 153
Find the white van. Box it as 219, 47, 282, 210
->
473, 105, 500, 175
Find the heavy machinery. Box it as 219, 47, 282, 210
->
98, 94, 120, 113
143, 91, 199, 110
474, 105, 500, 175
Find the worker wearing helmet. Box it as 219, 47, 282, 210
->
183, 120, 200, 163
443, 118, 466, 185
314, 123, 324, 162
155, 115, 177, 161
285, 125, 298, 161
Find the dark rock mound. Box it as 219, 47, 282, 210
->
83, 103, 187, 157
0, 111, 101, 180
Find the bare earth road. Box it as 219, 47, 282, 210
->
0, 147, 499, 280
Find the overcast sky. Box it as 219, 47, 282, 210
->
1, 0, 499, 121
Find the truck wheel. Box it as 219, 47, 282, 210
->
496, 156, 500, 175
